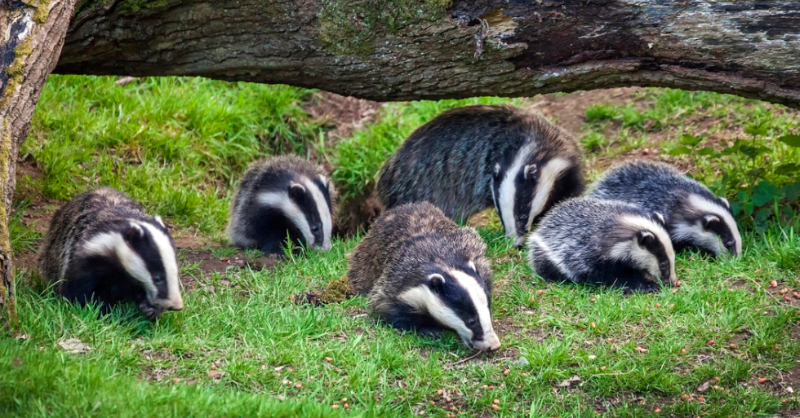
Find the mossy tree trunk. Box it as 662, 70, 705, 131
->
56, 0, 800, 108
0, 0, 76, 330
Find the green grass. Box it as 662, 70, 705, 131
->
4, 228, 800, 417
6, 76, 800, 417
21, 76, 324, 235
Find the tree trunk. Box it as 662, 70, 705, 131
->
55, 0, 800, 107
0, 0, 76, 330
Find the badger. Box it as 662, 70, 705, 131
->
588, 160, 742, 257
347, 202, 501, 351
376, 105, 584, 247
227, 156, 335, 256
38, 187, 183, 320
528, 197, 677, 293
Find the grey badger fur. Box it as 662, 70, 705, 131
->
347, 202, 501, 351
528, 197, 677, 293
377, 105, 584, 247
588, 160, 742, 257
227, 155, 335, 256
38, 187, 183, 320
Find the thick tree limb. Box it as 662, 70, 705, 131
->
55, 0, 800, 107
0, 0, 76, 329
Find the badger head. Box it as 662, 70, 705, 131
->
672, 194, 742, 257
84, 218, 183, 319
492, 152, 583, 248
261, 174, 334, 252
398, 261, 501, 351
608, 214, 677, 289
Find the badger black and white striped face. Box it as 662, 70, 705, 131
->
608, 215, 677, 287
398, 263, 501, 351
492, 151, 582, 247
257, 174, 333, 252
673, 194, 742, 257
83, 219, 183, 317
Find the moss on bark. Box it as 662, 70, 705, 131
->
317, 0, 451, 57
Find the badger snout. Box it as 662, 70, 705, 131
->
315, 240, 332, 252
472, 331, 502, 352
513, 235, 527, 248
153, 297, 184, 312
724, 240, 738, 256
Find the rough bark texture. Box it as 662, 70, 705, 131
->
0, 0, 76, 329
56, 0, 800, 107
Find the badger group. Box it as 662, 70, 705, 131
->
36, 103, 743, 350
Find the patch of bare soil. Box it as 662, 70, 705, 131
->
178, 248, 277, 293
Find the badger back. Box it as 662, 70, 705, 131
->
229, 156, 335, 251
347, 202, 458, 295
589, 160, 740, 257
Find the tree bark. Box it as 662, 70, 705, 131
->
55, 0, 800, 107
0, 0, 76, 330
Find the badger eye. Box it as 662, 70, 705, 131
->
153, 275, 164, 283
466, 318, 478, 327
311, 225, 320, 233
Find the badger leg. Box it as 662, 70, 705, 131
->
258, 239, 286, 257
615, 271, 662, 294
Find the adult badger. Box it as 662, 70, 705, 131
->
588, 160, 742, 257
347, 202, 501, 351
38, 187, 183, 320
377, 105, 584, 247
528, 197, 677, 293
227, 156, 335, 256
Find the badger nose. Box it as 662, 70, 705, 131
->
513, 235, 527, 248
474, 332, 502, 352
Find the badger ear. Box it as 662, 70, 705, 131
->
653, 212, 666, 226
493, 163, 501, 178
124, 222, 145, 242
427, 273, 446, 291
288, 182, 306, 200
702, 214, 721, 229
636, 230, 655, 247
523, 164, 538, 181
719, 197, 730, 209
154, 215, 166, 228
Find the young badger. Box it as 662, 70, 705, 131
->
377, 105, 584, 247
227, 156, 335, 256
528, 197, 677, 293
588, 160, 742, 257
38, 187, 183, 319
347, 202, 501, 351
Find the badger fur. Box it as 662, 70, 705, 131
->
38, 187, 183, 320
227, 156, 335, 256
377, 105, 584, 247
528, 197, 677, 293
347, 202, 501, 351
588, 160, 742, 257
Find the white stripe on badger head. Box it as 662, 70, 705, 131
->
140, 222, 183, 311
497, 142, 535, 240
526, 233, 575, 282
302, 176, 333, 251
525, 157, 572, 232
618, 215, 676, 285
686, 194, 742, 256
83, 230, 158, 303
256, 191, 314, 248
448, 269, 500, 351
398, 285, 474, 344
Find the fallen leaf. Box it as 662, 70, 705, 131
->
207, 370, 225, 379
58, 338, 92, 354
697, 380, 714, 393
557, 375, 581, 387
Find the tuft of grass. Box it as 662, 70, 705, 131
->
9, 200, 42, 255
